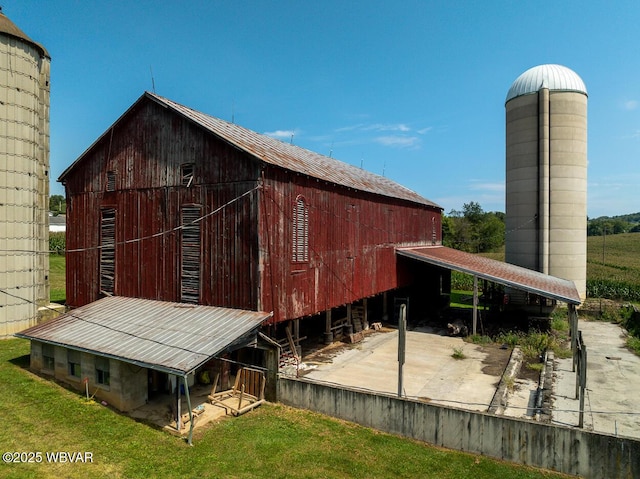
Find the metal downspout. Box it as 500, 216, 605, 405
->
538, 88, 550, 274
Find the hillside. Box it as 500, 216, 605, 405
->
591, 212, 640, 223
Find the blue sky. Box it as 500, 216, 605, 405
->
8, 1, 640, 218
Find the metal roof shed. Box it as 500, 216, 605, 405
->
16, 296, 272, 443
397, 246, 580, 305
396, 245, 581, 338
16, 296, 272, 375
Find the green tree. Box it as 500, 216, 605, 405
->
49, 194, 66, 214
443, 203, 505, 253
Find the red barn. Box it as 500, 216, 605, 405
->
59, 92, 446, 344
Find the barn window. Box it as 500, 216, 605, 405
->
181, 205, 202, 304
106, 171, 116, 191
100, 208, 116, 296
68, 350, 81, 378
292, 195, 309, 263
181, 163, 195, 187
42, 343, 54, 371
95, 356, 110, 386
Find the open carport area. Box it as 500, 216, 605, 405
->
299, 326, 512, 412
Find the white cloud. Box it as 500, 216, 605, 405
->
623, 100, 638, 110
336, 122, 420, 133
469, 180, 505, 193
264, 129, 297, 139
365, 123, 410, 132
374, 135, 420, 148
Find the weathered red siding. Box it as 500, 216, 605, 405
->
63, 95, 442, 324
259, 168, 441, 323
64, 100, 261, 310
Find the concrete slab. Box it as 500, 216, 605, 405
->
295, 318, 640, 441
300, 327, 507, 412
128, 385, 229, 434
551, 319, 640, 439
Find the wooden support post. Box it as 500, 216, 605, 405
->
579, 346, 587, 428
363, 298, 369, 330
570, 304, 578, 372
472, 276, 478, 335
324, 309, 333, 344
293, 319, 300, 357
174, 375, 181, 431
382, 292, 388, 323
238, 384, 245, 411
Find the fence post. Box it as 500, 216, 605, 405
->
579, 344, 587, 428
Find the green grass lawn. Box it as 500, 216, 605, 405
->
49, 254, 65, 304
0, 339, 568, 479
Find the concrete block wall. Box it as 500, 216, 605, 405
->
278, 377, 639, 479
29, 341, 147, 412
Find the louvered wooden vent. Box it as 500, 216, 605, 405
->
181, 206, 202, 303
106, 171, 116, 192
292, 196, 309, 263
100, 208, 116, 295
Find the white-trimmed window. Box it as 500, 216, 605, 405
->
292, 195, 309, 263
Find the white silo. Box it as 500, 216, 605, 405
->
0, 10, 51, 338
505, 64, 587, 301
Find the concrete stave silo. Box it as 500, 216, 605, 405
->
505, 64, 587, 302
0, 10, 51, 338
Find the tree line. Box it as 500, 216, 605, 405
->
442, 202, 505, 253
442, 202, 640, 254
587, 215, 640, 236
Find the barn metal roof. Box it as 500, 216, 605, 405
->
15, 296, 272, 375
397, 246, 581, 305
506, 64, 587, 103
59, 92, 439, 209
149, 93, 439, 208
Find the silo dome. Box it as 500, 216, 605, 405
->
505, 64, 587, 302
506, 64, 587, 102
0, 10, 51, 338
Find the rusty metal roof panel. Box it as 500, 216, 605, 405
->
16, 297, 272, 375
147, 93, 440, 209
397, 246, 581, 305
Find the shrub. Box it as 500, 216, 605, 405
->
451, 347, 466, 360
49, 232, 66, 255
